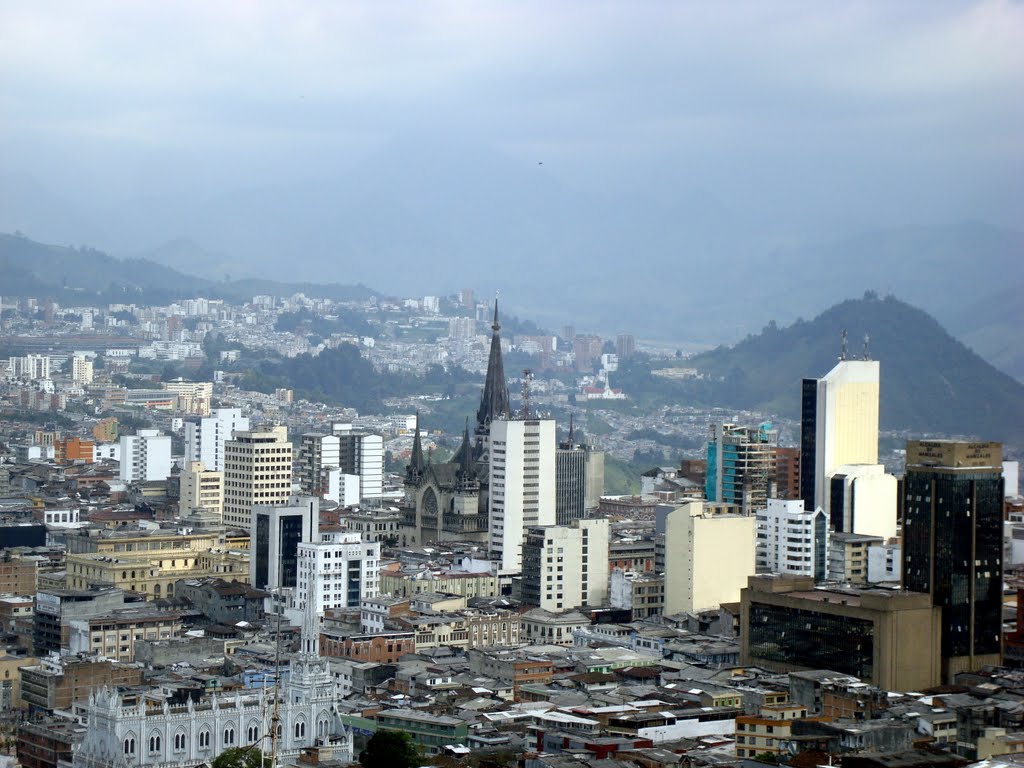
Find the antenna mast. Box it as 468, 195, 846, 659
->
521, 369, 533, 419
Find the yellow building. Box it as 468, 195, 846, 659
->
380, 569, 500, 600
735, 704, 815, 759
65, 549, 249, 599
0, 652, 39, 710
663, 501, 756, 615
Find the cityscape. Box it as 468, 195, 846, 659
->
1, 4, 1023, 768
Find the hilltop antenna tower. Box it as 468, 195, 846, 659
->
840, 329, 849, 361
862, 334, 871, 360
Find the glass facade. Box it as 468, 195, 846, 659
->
749, 602, 874, 680
799, 379, 818, 511
278, 516, 304, 588
255, 515, 271, 589
903, 469, 1003, 658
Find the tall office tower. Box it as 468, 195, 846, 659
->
756, 499, 828, 581
224, 426, 292, 531
185, 407, 250, 472
298, 433, 340, 496
118, 429, 172, 483
250, 495, 319, 590
661, 501, 756, 615
297, 531, 380, 615
521, 517, 609, 612
555, 427, 605, 526
179, 460, 224, 519
616, 334, 636, 360
489, 417, 556, 572
70, 355, 94, 384
335, 429, 385, 499
706, 423, 778, 514
902, 440, 1004, 681
800, 358, 880, 514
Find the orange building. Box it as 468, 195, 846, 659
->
92, 418, 118, 443
54, 438, 95, 465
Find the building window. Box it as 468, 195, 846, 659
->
294, 721, 306, 739
224, 727, 235, 745
149, 734, 162, 753
124, 738, 136, 755
174, 731, 186, 751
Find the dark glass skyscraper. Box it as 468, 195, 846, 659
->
902, 440, 1004, 681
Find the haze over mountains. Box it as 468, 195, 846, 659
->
1, 142, 1021, 381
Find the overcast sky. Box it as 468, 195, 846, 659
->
1, 1, 1022, 253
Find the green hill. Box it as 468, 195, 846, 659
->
0, 233, 376, 304
687, 294, 1024, 444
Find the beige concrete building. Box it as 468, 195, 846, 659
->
66, 548, 248, 599
380, 568, 500, 599
0, 652, 38, 711
179, 460, 224, 518
68, 609, 183, 662
828, 532, 884, 585
0, 554, 39, 595
521, 517, 609, 612
223, 426, 293, 530
663, 501, 756, 615
740, 575, 942, 691
162, 379, 213, 415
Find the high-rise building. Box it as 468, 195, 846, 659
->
179, 461, 224, 519
224, 426, 292, 531
615, 333, 636, 360
118, 430, 172, 483
706, 423, 778, 513
70, 355, 93, 384
661, 501, 756, 615
756, 499, 828, 581
521, 517, 609, 612
555, 426, 605, 526
827, 463, 898, 539
335, 428, 384, 499
184, 407, 249, 472
250, 495, 319, 591
902, 440, 1004, 681
488, 418, 556, 572
7, 354, 51, 381
800, 359, 880, 514
774, 446, 801, 500
298, 433, 340, 496
163, 379, 214, 416
297, 531, 380, 615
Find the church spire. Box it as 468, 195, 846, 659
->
408, 412, 425, 480
476, 296, 511, 434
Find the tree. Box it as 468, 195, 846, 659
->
360, 729, 420, 768
210, 747, 270, 768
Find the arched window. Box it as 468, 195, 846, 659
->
124, 737, 135, 755
154, 583, 161, 597
149, 734, 161, 753
224, 727, 235, 745
198, 729, 211, 749
247, 725, 259, 744
174, 730, 186, 751
294, 720, 306, 739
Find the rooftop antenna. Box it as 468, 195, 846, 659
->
521, 369, 533, 420
862, 334, 871, 360
840, 329, 848, 361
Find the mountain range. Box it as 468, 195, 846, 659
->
1, 139, 1020, 376
685, 294, 1024, 444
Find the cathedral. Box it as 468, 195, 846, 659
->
399, 302, 510, 547
73, 600, 353, 768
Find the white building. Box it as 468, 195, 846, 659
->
224, 426, 292, 531
185, 407, 250, 472
521, 517, 609, 612
179, 461, 224, 518
301, 429, 384, 501
321, 468, 361, 506
802, 358, 880, 518
756, 499, 828, 581
7, 354, 50, 381
73, 590, 352, 768
827, 463, 898, 540
867, 541, 902, 584
119, 430, 172, 483
297, 531, 380, 615
71, 355, 94, 384
488, 418, 557, 572
662, 501, 756, 615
